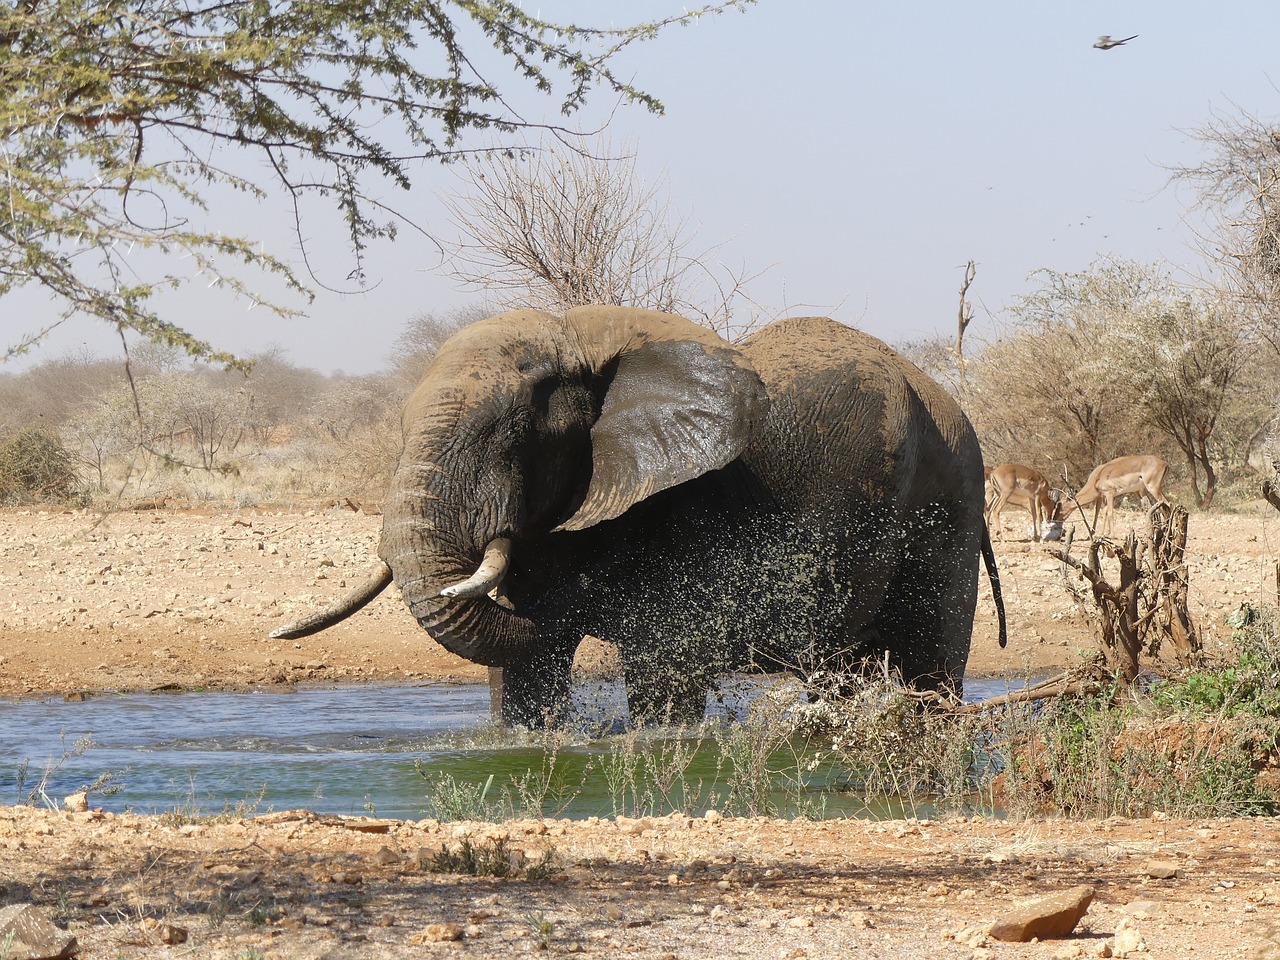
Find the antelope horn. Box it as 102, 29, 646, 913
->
440, 538, 513, 599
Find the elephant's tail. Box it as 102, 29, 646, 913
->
980, 527, 1008, 648
269, 561, 393, 639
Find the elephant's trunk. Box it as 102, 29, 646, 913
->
380, 485, 537, 668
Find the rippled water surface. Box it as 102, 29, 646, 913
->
0, 677, 1022, 820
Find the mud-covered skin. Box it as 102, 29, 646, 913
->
350, 308, 997, 727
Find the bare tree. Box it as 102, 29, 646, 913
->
0, 350, 125, 435
387, 305, 492, 393
1170, 105, 1280, 349
305, 373, 405, 495
238, 350, 330, 446
899, 261, 981, 400
145, 373, 251, 471
443, 139, 765, 338
63, 389, 141, 490
954, 260, 977, 388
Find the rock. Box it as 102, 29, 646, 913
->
140, 917, 188, 944
412, 922, 465, 943
617, 816, 654, 836
0, 904, 78, 960
1120, 900, 1162, 919
1112, 917, 1146, 957
62, 792, 88, 813
947, 926, 987, 949
342, 818, 394, 834
987, 885, 1095, 942
372, 845, 401, 865
1142, 859, 1181, 879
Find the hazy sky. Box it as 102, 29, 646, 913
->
8, 1, 1279, 373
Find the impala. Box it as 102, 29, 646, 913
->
1061, 454, 1169, 536
985, 463, 1059, 542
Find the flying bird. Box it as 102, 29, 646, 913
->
1093, 34, 1138, 50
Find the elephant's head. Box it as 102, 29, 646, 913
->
376, 306, 769, 666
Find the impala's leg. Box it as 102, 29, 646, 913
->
992, 491, 1007, 541
1030, 494, 1042, 542
1142, 481, 1167, 507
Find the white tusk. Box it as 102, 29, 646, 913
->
440, 538, 513, 599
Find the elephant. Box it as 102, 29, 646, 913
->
273, 306, 1006, 727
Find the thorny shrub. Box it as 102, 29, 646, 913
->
0, 427, 83, 504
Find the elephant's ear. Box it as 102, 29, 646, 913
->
555, 310, 769, 532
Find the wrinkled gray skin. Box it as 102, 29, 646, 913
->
275, 307, 1005, 727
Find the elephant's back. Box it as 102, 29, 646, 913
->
742, 317, 961, 424
740, 316, 982, 510
740, 316, 877, 381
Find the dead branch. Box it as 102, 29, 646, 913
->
953, 260, 976, 386
1147, 503, 1200, 665
1263, 478, 1280, 515
1049, 502, 1200, 687
949, 671, 1104, 714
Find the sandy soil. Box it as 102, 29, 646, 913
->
3, 502, 1280, 957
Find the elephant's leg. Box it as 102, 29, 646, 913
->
620, 639, 711, 727
499, 638, 578, 729
875, 522, 980, 699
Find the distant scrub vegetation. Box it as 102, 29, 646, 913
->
0, 279, 1278, 510
0, 309, 480, 508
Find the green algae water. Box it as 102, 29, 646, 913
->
0, 677, 1020, 820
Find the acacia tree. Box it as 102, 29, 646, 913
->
0, 347, 122, 434
1171, 106, 1280, 489
972, 259, 1255, 504
1, 0, 752, 365
1103, 290, 1249, 507
969, 259, 1166, 481
443, 139, 764, 338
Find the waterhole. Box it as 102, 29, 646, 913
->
1, 676, 1022, 820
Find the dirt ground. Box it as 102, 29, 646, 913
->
3, 502, 1280, 958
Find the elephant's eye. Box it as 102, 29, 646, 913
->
492, 407, 534, 459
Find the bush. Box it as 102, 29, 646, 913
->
1003, 681, 1280, 819
0, 427, 83, 504
793, 670, 983, 817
